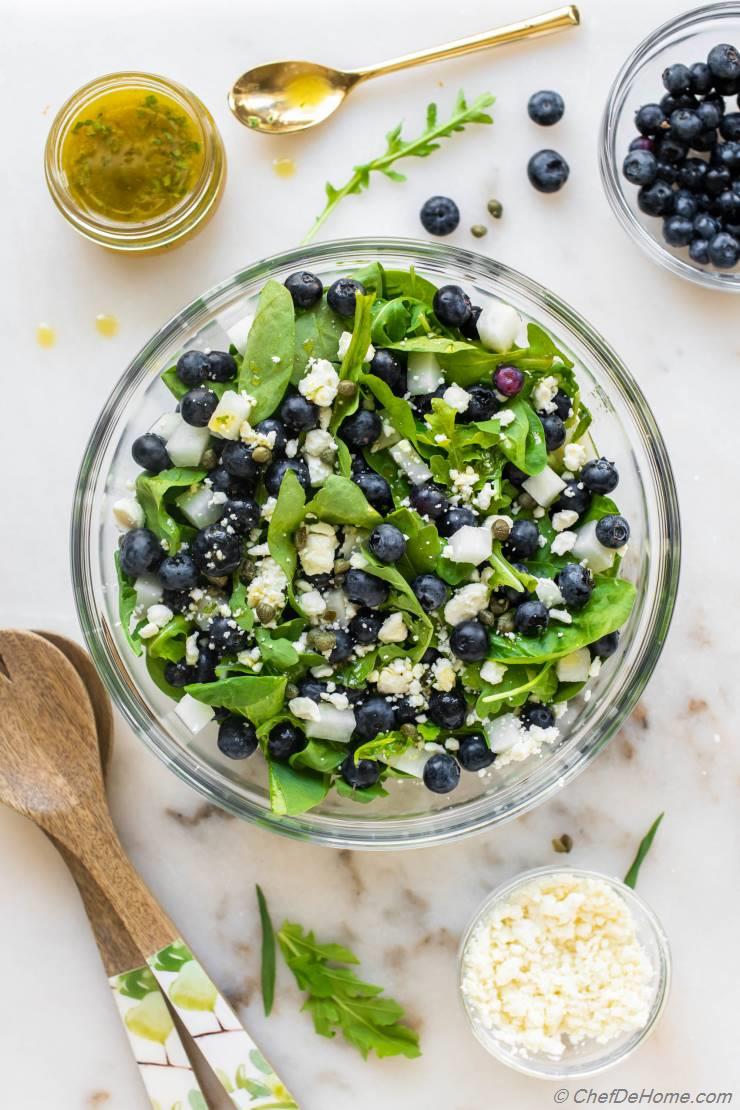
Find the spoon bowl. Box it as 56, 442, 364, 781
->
229, 60, 356, 134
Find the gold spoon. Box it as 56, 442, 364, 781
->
229, 5, 580, 134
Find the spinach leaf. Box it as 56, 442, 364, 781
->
228, 579, 255, 632
254, 628, 300, 671
267, 469, 306, 583
136, 467, 207, 553
334, 778, 389, 804
115, 551, 143, 656
624, 813, 664, 888
292, 301, 343, 382
350, 261, 386, 294
487, 577, 636, 663
185, 675, 287, 724
255, 885, 276, 1017
146, 653, 185, 701
477, 399, 547, 476
237, 280, 296, 422
305, 475, 380, 528
362, 555, 432, 661
331, 293, 375, 434
383, 266, 438, 302
387, 335, 499, 388
268, 761, 329, 816
160, 367, 236, 402
580, 494, 620, 525
362, 373, 419, 446
290, 740, 346, 774
147, 615, 189, 662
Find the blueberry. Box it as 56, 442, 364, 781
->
421, 647, 440, 665
344, 569, 389, 607
409, 481, 448, 519
590, 630, 620, 659
433, 285, 472, 328
697, 99, 723, 129
369, 348, 407, 395
297, 677, 327, 701
206, 616, 248, 656
540, 413, 566, 452
703, 90, 727, 115
581, 457, 619, 493
720, 112, 740, 140
191, 524, 243, 575
460, 305, 482, 340
352, 469, 393, 514
654, 160, 679, 185
707, 43, 740, 82
206, 350, 237, 382
662, 63, 692, 95
341, 754, 381, 789
284, 270, 323, 309
410, 385, 446, 418
458, 733, 494, 771
714, 74, 740, 95
629, 136, 654, 152
264, 457, 311, 496
669, 108, 703, 142
450, 620, 489, 661
663, 214, 694, 246
705, 166, 732, 195
268, 721, 306, 761
461, 385, 498, 423
394, 697, 417, 725
556, 563, 593, 609
194, 645, 217, 684
427, 687, 467, 729
420, 195, 460, 236
132, 433, 171, 473
595, 514, 630, 548
176, 349, 209, 387
708, 231, 739, 267
327, 277, 365, 317
163, 588, 192, 614
180, 387, 218, 428
514, 599, 550, 636
354, 696, 397, 741
254, 418, 287, 457
411, 574, 448, 613
552, 390, 573, 420
689, 62, 714, 94
553, 480, 591, 517
220, 441, 259, 482
330, 628, 354, 664
527, 89, 565, 126
689, 237, 710, 264
673, 190, 698, 220
635, 103, 666, 136
280, 392, 319, 433
119, 528, 162, 576
716, 141, 740, 173
504, 519, 540, 561
504, 462, 528, 487
678, 157, 710, 189
340, 409, 382, 449
159, 553, 199, 591
527, 149, 570, 193
638, 181, 675, 216
438, 505, 477, 537
495, 562, 531, 606
493, 366, 525, 396
208, 466, 250, 499
717, 190, 740, 220
349, 608, 383, 643
368, 523, 406, 563
622, 149, 658, 186
519, 701, 555, 729
218, 715, 258, 759
423, 752, 460, 794
163, 660, 194, 688
218, 498, 260, 534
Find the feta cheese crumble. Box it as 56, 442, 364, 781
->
298, 358, 339, 406
378, 612, 408, 643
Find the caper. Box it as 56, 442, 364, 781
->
478, 609, 498, 627
205, 574, 228, 588
201, 447, 218, 470
308, 629, 336, 654
518, 492, 536, 510
333, 558, 351, 575
239, 558, 257, 583
324, 609, 337, 622
488, 595, 510, 616
471, 224, 487, 238
552, 833, 573, 854
320, 448, 336, 465
337, 379, 357, 399
497, 611, 517, 634
256, 602, 276, 624
400, 723, 419, 740
487, 198, 503, 219
491, 518, 511, 541
294, 526, 308, 550
285, 683, 299, 701
252, 445, 272, 465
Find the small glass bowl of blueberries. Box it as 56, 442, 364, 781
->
600, 4, 740, 291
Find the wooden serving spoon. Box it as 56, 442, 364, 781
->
0, 631, 295, 1110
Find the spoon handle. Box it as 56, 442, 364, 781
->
352, 5, 579, 80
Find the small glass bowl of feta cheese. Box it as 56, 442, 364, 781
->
458, 866, 671, 1077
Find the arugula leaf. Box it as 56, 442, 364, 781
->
277, 922, 421, 1059
237, 280, 295, 422
362, 373, 418, 446
352, 730, 411, 763
331, 293, 376, 434
267, 469, 306, 584
136, 467, 206, 552
383, 266, 438, 302
115, 551, 143, 656
268, 761, 329, 815
477, 399, 546, 476
624, 813, 664, 889
305, 475, 380, 528
186, 675, 287, 724
303, 91, 494, 242
362, 554, 433, 661
255, 885, 276, 1017
487, 577, 636, 663
147, 615, 189, 662
387, 508, 441, 577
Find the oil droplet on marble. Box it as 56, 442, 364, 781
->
36, 323, 56, 348
272, 158, 296, 179
95, 313, 119, 337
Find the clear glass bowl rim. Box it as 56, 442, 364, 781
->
457, 864, 672, 1078
70, 236, 681, 850
599, 1, 740, 292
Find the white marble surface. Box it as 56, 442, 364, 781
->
2, 0, 740, 1105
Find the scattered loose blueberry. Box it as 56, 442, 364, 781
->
220, 498, 260, 534
689, 62, 713, 94
663, 214, 694, 246
423, 752, 460, 794
709, 230, 739, 266
218, 715, 258, 759
368, 523, 406, 563
552, 389, 573, 420
689, 237, 711, 264
707, 43, 740, 82
206, 616, 248, 656
460, 305, 482, 341
329, 628, 354, 664
254, 417, 287, 457
527, 149, 570, 193
670, 108, 703, 143
553, 479, 591, 517
284, 270, 323, 308
327, 277, 365, 317
420, 195, 460, 236
458, 733, 494, 771
132, 433, 171, 473
638, 180, 675, 216
527, 89, 565, 126
662, 63, 692, 95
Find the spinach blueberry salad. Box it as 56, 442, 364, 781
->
113, 261, 636, 817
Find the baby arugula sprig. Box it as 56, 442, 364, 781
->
256, 886, 420, 1060
303, 90, 494, 242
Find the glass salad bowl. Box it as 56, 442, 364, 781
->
600, 3, 740, 292
71, 238, 680, 849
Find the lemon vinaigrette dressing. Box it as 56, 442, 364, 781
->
95, 313, 119, 337
284, 73, 332, 109
272, 157, 296, 178
36, 324, 56, 348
